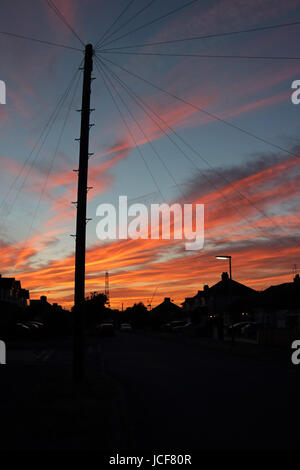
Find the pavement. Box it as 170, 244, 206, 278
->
99, 331, 300, 450
1, 331, 300, 450
0, 336, 128, 450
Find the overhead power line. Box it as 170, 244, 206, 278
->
25, 70, 82, 242
45, 0, 85, 47
95, 0, 136, 49
97, 0, 157, 50
98, 57, 300, 249
0, 30, 82, 51
98, 19, 300, 52
97, 0, 201, 49
96, 59, 277, 247
0, 62, 83, 219
99, 50, 300, 61
95, 56, 183, 197
100, 55, 300, 160
95, 60, 165, 201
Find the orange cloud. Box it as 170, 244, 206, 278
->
5, 149, 299, 310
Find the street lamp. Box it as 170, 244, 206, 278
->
215, 255, 232, 280
216, 255, 234, 343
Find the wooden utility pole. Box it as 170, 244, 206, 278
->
105, 271, 110, 307
73, 43, 94, 382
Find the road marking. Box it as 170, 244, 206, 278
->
35, 349, 54, 362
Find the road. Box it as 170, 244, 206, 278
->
100, 331, 300, 450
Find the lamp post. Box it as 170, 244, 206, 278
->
215, 255, 233, 342
215, 255, 232, 280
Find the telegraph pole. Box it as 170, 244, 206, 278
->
73, 43, 94, 382
105, 271, 110, 307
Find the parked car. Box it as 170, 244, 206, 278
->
161, 321, 190, 332
241, 322, 260, 337
14, 322, 32, 338
120, 323, 132, 332
227, 322, 252, 336
242, 322, 272, 337
96, 322, 115, 337
22, 321, 45, 338
227, 321, 260, 338
170, 321, 189, 332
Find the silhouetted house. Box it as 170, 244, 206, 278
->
182, 288, 207, 311
0, 274, 29, 307
258, 274, 300, 329
52, 302, 63, 311
29, 296, 70, 334
182, 286, 209, 324
207, 272, 257, 324
30, 295, 52, 319
183, 273, 257, 327
150, 297, 185, 329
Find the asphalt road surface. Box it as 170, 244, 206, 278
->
100, 332, 300, 450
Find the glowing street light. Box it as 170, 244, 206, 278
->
216, 255, 232, 280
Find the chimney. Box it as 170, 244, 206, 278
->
222, 272, 229, 282
164, 297, 171, 302
204, 285, 209, 293
294, 274, 300, 284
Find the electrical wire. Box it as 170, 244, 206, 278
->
45, 0, 85, 47
95, 0, 136, 49
95, 60, 165, 201
25, 70, 82, 242
99, 50, 300, 61
0, 63, 82, 220
98, 0, 201, 50
97, 0, 157, 50
100, 55, 300, 160
0, 30, 82, 51
98, 56, 300, 248
98, 19, 300, 52
95, 56, 184, 197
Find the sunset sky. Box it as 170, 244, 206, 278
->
1, 0, 300, 309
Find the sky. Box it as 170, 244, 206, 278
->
1, 0, 300, 309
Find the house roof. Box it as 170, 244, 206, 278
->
262, 275, 300, 307
182, 289, 206, 306
151, 297, 182, 313
0, 277, 15, 289
0, 275, 28, 297
209, 272, 256, 297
